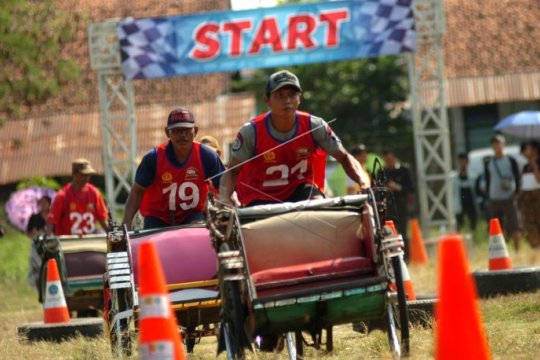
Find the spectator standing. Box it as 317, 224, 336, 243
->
380, 149, 415, 260
123, 108, 225, 230
517, 141, 540, 248
47, 159, 108, 236
27, 196, 51, 290
455, 153, 478, 230
484, 134, 521, 251
346, 144, 370, 194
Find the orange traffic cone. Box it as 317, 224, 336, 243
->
43, 259, 70, 324
138, 242, 186, 360
385, 221, 416, 301
410, 219, 429, 265
435, 235, 491, 360
488, 218, 512, 271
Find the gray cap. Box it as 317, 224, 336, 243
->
490, 134, 506, 144
265, 70, 302, 93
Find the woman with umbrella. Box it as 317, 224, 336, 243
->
518, 141, 540, 248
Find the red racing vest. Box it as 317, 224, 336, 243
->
140, 141, 209, 225
48, 182, 107, 236
237, 111, 326, 205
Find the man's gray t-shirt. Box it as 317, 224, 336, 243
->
232, 113, 341, 162
486, 156, 516, 200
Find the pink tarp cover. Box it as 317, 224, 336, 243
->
130, 226, 217, 286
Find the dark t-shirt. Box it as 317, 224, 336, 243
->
27, 213, 46, 233
135, 141, 224, 189
382, 164, 414, 203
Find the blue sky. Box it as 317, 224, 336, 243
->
230, 0, 277, 10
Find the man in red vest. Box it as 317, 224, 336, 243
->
220, 70, 368, 206
47, 158, 108, 235
123, 108, 225, 230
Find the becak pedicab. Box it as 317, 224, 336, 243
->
19, 232, 107, 341
207, 190, 411, 359
103, 218, 221, 356
36, 232, 107, 316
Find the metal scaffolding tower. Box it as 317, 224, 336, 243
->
88, 20, 137, 217
407, 0, 454, 231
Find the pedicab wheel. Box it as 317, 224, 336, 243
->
18, 318, 103, 342
219, 243, 246, 360
387, 256, 410, 357
326, 327, 333, 352
473, 267, 540, 298
294, 331, 303, 358
221, 279, 245, 359
106, 279, 135, 357
185, 327, 196, 353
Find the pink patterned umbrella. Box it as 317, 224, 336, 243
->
4, 186, 57, 232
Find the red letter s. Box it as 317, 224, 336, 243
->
191, 23, 220, 61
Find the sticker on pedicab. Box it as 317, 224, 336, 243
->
185, 166, 199, 180
161, 171, 173, 183
140, 295, 170, 319
232, 133, 243, 151
263, 151, 276, 163
295, 146, 311, 159
345, 288, 366, 296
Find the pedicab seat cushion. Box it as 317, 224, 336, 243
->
59, 236, 107, 279
251, 256, 373, 286
64, 251, 106, 278
241, 210, 376, 291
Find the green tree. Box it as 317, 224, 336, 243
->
0, 0, 80, 124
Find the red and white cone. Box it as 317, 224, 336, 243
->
488, 218, 512, 271
138, 242, 186, 360
43, 259, 70, 324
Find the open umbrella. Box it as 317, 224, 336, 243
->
4, 187, 56, 232
494, 111, 540, 139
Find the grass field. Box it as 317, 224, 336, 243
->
0, 220, 539, 359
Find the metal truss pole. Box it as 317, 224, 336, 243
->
88, 20, 137, 218
407, 0, 454, 232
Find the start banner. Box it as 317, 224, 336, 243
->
118, 0, 416, 80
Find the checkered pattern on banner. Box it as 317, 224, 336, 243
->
118, 18, 178, 80
117, 0, 415, 80
362, 0, 416, 56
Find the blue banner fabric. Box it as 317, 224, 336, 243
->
118, 0, 416, 80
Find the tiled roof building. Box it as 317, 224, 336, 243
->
443, 0, 540, 107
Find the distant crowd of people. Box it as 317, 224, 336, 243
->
453, 134, 540, 251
